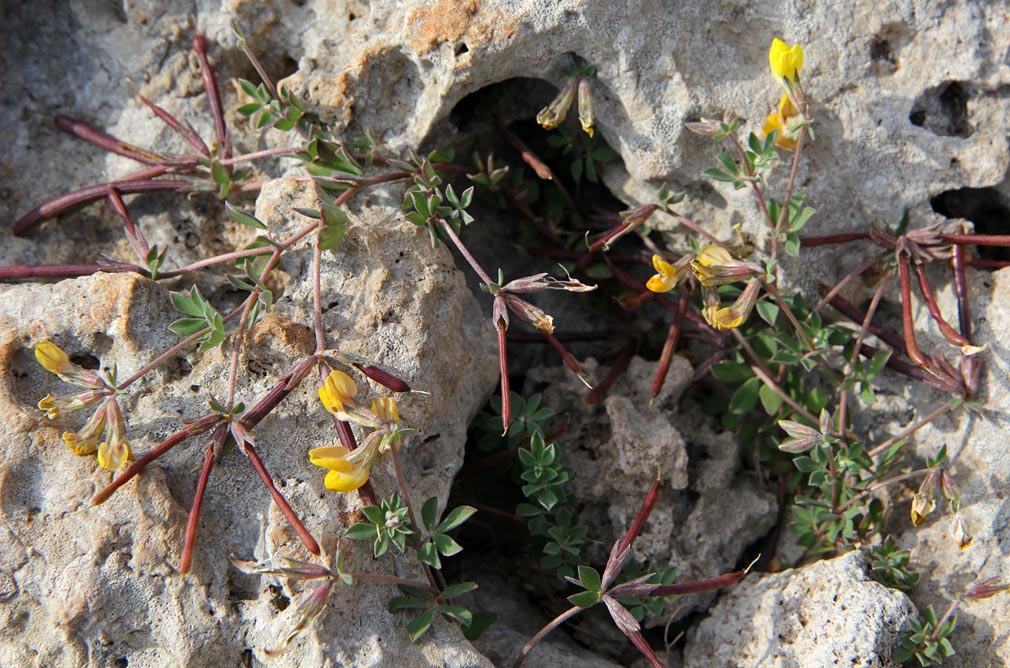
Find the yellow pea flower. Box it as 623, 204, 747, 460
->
763, 94, 802, 150
537, 78, 578, 131
309, 445, 371, 492
62, 404, 107, 456
371, 397, 400, 428
96, 399, 131, 470
35, 341, 73, 375
318, 370, 359, 419
701, 278, 762, 331
646, 254, 679, 293
769, 38, 803, 82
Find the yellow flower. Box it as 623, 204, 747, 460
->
318, 370, 359, 419
309, 445, 371, 492
62, 404, 107, 456
96, 399, 131, 470
910, 492, 936, 527
646, 254, 679, 293
38, 390, 104, 420
371, 397, 400, 427
708, 307, 746, 331
537, 78, 578, 131
35, 341, 73, 375
35, 341, 106, 388
690, 244, 757, 286
769, 38, 803, 82
762, 94, 802, 150
701, 277, 762, 331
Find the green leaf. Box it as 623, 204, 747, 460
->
388, 596, 428, 611
421, 497, 439, 533
433, 533, 463, 557
711, 361, 753, 384
169, 318, 206, 337
407, 610, 435, 642
440, 582, 478, 599
437, 505, 477, 533
435, 604, 472, 625
729, 376, 761, 414
567, 590, 601, 608
577, 565, 602, 592
758, 383, 784, 415
362, 505, 386, 526
418, 542, 441, 569
225, 202, 268, 230
867, 350, 891, 378
756, 301, 779, 326
170, 290, 203, 317
462, 611, 497, 641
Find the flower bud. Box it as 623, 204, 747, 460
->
537, 78, 578, 131
577, 77, 594, 137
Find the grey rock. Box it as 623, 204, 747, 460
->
684, 551, 916, 668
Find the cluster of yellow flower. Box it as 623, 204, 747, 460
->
35, 342, 132, 469
310, 370, 405, 492
645, 38, 809, 331
763, 38, 807, 150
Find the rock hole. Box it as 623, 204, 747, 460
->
70, 352, 100, 370
113, 659, 128, 668
868, 23, 907, 76
269, 583, 290, 611
241, 648, 254, 668
930, 186, 1010, 262
909, 81, 973, 137
454, 42, 469, 57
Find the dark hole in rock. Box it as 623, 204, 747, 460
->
931, 186, 1010, 262
268, 583, 291, 611
70, 352, 100, 370
910, 81, 972, 138
455, 42, 469, 57
113, 659, 128, 668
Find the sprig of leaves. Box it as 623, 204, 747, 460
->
169, 286, 226, 351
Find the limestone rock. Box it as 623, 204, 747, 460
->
684, 551, 916, 668
526, 355, 778, 622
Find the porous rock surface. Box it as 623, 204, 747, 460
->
526, 356, 778, 623
684, 551, 915, 668
3, 0, 1010, 667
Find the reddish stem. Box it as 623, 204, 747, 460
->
616, 477, 661, 557
14, 176, 186, 236
136, 93, 210, 156
897, 255, 928, 366
498, 322, 511, 432
800, 232, 871, 247
913, 262, 969, 347
353, 363, 411, 393
646, 570, 746, 596
91, 415, 223, 505
0, 265, 107, 279
951, 234, 972, 341
180, 429, 223, 574
243, 443, 320, 555
54, 115, 165, 165
651, 288, 688, 398
939, 233, 1010, 247
192, 35, 230, 158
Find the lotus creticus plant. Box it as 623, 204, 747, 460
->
35, 341, 132, 469
310, 370, 407, 492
